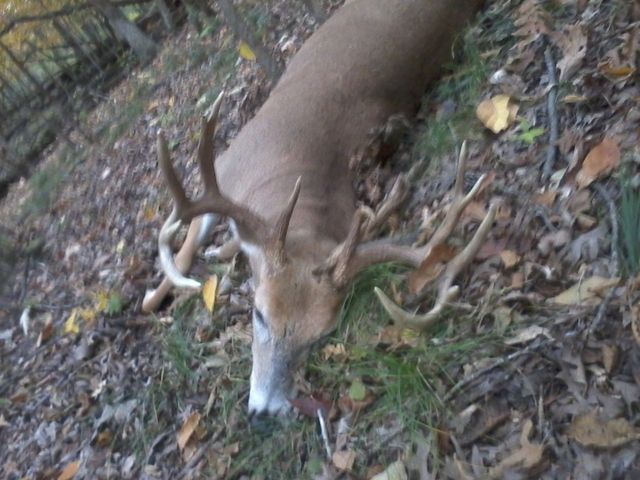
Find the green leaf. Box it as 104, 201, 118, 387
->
349, 379, 366, 401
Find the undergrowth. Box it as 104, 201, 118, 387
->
619, 177, 640, 276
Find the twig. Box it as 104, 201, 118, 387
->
443, 339, 548, 402
542, 47, 559, 180
587, 183, 620, 338
317, 408, 332, 460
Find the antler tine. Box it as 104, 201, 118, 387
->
157, 131, 190, 216
197, 91, 225, 195
326, 208, 371, 286
270, 177, 302, 265
424, 142, 487, 252
375, 202, 497, 330
158, 208, 202, 289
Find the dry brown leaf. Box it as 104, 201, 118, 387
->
369, 460, 408, 480
500, 250, 520, 269
476, 94, 518, 133
576, 138, 620, 189
177, 412, 201, 450
321, 343, 348, 361
58, 461, 80, 480
504, 325, 552, 345
332, 449, 356, 471
599, 62, 636, 79
533, 190, 558, 207
37, 317, 54, 347
409, 243, 457, 294
568, 411, 640, 448
553, 23, 587, 81
602, 345, 619, 374
202, 275, 218, 313
551, 276, 619, 306
489, 419, 545, 478
511, 271, 525, 289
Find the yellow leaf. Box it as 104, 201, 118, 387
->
177, 412, 201, 450
476, 94, 518, 133
561, 94, 588, 103
95, 290, 110, 312
58, 460, 80, 480
64, 310, 80, 335
143, 205, 156, 222
79, 308, 97, 323
599, 63, 635, 79
202, 275, 219, 313
238, 41, 256, 61
551, 276, 620, 305
576, 137, 620, 189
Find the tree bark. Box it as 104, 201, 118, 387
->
89, 0, 157, 64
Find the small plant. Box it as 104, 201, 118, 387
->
619, 178, 640, 275
105, 292, 124, 316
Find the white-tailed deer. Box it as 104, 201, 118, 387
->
145, 0, 492, 416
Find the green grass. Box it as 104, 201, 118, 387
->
411, 6, 515, 177
619, 178, 640, 275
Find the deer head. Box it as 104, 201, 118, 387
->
155, 93, 495, 416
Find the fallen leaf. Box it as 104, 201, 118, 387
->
337, 391, 376, 414
561, 94, 588, 103
538, 229, 571, 256
202, 275, 218, 313
348, 379, 366, 401
177, 412, 201, 450
489, 419, 545, 478
500, 250, 520, 268
321, 343, 348, 361
332, 450, 356, 471
408, 243, 457, 293
64, 309, 80, 335
599, 62, 635, 79
533, 190, 558, 207
370, 460, 408, 480
37, 316, 54, 346
576, 138, 620, 189
602, 345, 619, 374
553, 23, 587, 81
551, 276, 619, 305
239, 41, 256, 61
504, 325, 553, 345
568, 411, 640, 448
476, 95, 518, 133
58, 460, 80, 480
290, 395, 331, 418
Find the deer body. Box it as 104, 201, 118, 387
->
150, 0, 484, 416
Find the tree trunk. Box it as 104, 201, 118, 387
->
89, 0, 157, 64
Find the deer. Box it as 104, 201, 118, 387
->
144, 0, 494, 417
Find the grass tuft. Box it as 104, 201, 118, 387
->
619, 178, 640, 275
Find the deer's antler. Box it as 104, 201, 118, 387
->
326, 141, 496, 329
156, 92, 301, 290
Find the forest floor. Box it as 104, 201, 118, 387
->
1, 0, 640, 478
